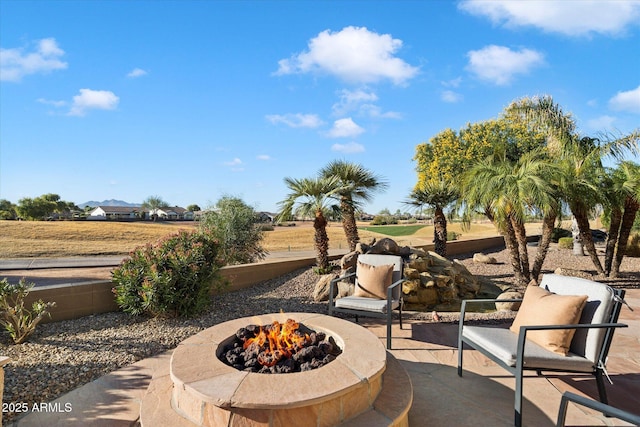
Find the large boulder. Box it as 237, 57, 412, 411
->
333, 238, 481, 310
312, 274, 338, 302
495, 290, 523, 311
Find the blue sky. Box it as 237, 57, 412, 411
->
1, 0, 639, 214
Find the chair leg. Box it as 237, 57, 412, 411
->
595, 369, 609, 405
386, 311, 392, 349
515, 363, 524, 427
457, 339, 463, 377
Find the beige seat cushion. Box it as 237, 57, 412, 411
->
353, 261, 394, 299
510, 285, 588, 355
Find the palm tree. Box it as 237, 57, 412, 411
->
405, 179, 458, 256
461, 150, 558, 284
508, 96, 639, 275
277, 176, 345, 271
319, 160, 388, 251
606, 162, 640, 277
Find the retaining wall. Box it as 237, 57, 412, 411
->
26, 236, 508, 322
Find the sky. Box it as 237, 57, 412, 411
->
1, 0, 639, 214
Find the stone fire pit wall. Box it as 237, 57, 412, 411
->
328, 238, 480, 309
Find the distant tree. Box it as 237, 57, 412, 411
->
200, 196, 266, 265
141, 195, 169, 221
319, 160, 388, 251
277, 176, 345, 271
186, 204, 201, 212
405, 179, 458, 256
0, 199, 17, 220
16, 194, 76, 220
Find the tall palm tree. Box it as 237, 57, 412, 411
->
607, 162, 640, 277
508, 96, 639, 275
461, 150, 558, 284
277, 176, 344, 271
319, 160, 388, 251
405, 179, 458, 256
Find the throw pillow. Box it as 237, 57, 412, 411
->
509, 284, 588, 355
353, 261, 394, 299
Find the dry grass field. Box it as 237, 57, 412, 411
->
0, 219, 502, 258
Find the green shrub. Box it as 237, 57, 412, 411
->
0, 278, 56, 344
371, 215, 397, 225
551, 228, 572, 243
558, 237, 573, 249
447, 231, 460, 241
112, 230, 226, 318
199, 196, 267, 265
626, 233, 640, 257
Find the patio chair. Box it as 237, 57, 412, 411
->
457, 274, 628, 427
556, 391, 640, 426
328, 254, 405, 349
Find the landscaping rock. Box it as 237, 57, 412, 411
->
495, 291, 523, 311
473, 253, 498, 264
553, 267, 594, 280
366, 237, 399, 255
312, 274, 338, 302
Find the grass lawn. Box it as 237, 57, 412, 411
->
359, 224, 426, 237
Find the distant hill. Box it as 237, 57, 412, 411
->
79, 199, 140, 208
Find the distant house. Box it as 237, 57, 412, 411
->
148, 206, 193, 221
257, 212, 276, 223
88, 206, 141, 220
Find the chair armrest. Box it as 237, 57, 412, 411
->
329, 272, 356, 308
386, 278, 406, 301
331, 271, 355, 284
459, 298, 523, 326
515, 323, 628, 366
556, 391, 640, 426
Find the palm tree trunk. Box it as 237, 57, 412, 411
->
433, 206, 447, 256
531, 211, 557, 281
604, 206, 623, 276
314, 210, 330, 270
611, 197, 639, 277
501, 217, 527, 285
340, 197, 359, 251
573, 207, 604, 274
511, 217, 530, 281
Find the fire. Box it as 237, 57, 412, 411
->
243, 319, 310, 367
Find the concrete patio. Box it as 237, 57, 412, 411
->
7, 288, 639, 427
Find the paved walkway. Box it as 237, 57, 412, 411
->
7, 289, 640, 427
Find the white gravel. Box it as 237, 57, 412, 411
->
1, 243, 638, 424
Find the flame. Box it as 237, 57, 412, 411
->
243, 318, 310, 367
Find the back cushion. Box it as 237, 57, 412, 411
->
540, 274, 614, 361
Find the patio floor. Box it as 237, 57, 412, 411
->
7, 288, 640, 427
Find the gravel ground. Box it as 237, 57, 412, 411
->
2, 244, 639, 424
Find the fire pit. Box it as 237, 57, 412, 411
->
220, 318, 342, 374
140, 312, 412, 427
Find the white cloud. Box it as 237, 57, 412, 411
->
127, 68, 148, 78
327, 118, 365, 138
257, 154, 271, 161
466, 45, 544, 85
265, 113, 324, 128
224, 158, 244, 172
587, 115, 617, 130
275, 26, 419, 85
331, 141, 365, 154
441, 90, 463, 103
608, 85, 640, 114
441, 77, 462, 88
37, 98, 67, 108
332, 88, 400, 119
68, 89, 119, 116
0, 37, 68, 82
459, 0, 640, 37
224, 158, 243, 166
